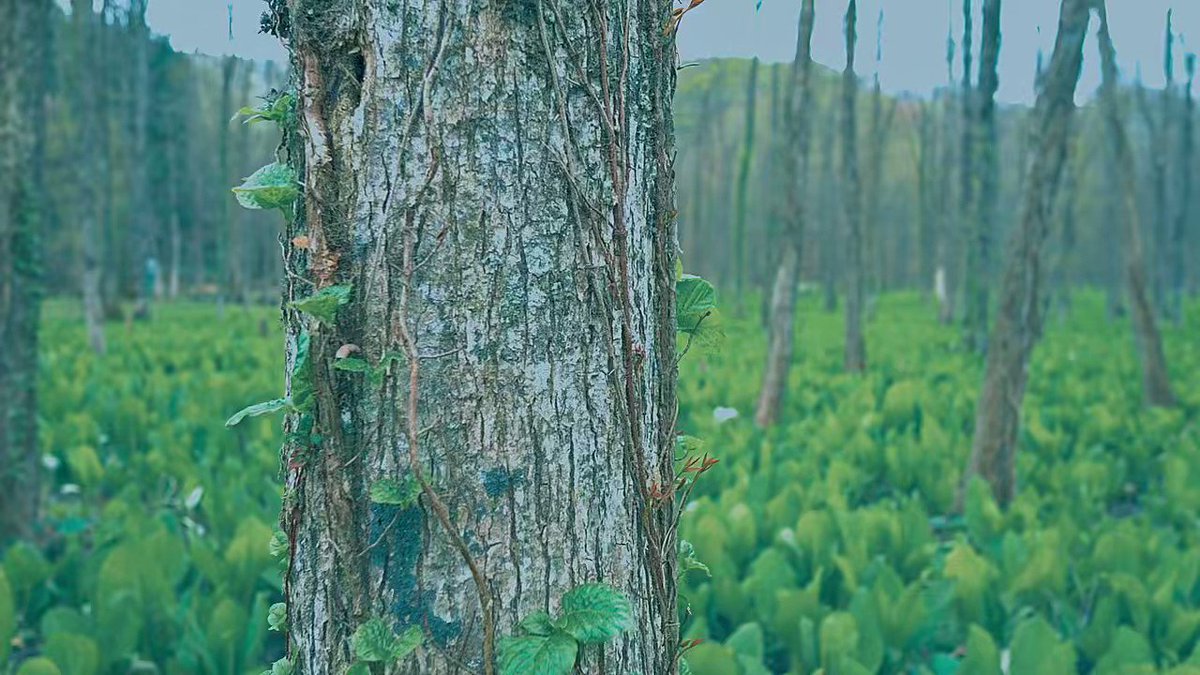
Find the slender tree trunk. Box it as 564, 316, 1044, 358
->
755, 0, 816, 428
917, 103, 936, 299
732, 58, 759, 310
841, 0, 866, 373
820, 97, 839, 313
70, 0, 107, 354
863, 10, 894, 300
220, 56, 240, 302
1095, 2, 1177, 408
1173, 55, 1195, 318
128, 0, 154, 319
964, 0, 1001, 352
963, 0, 1090, 507
272, 1, 680, 672
937, 24, 958, 325
0, 0, 48, 543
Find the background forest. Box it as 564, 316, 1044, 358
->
0, 0, 1198, 674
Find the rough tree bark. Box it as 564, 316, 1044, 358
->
841, 0, 866, 373
1095, 1, 1177, 408
963, 0, 1090, 506
755, 0, 816, 428
964, 0, 1001, 353
269, 0, 680, 672
732, 57, 759, 308
0, 0, 48, 543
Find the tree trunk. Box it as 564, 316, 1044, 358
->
0, 0, 48, 543
129, 0, 154, 319
272, 1, 680, 672
70, 0, 107, 354
1095, 2, 1177, 408
964, 0, 1001, 352
819, 96, 839, 313
937, 24, 958, 325
841, 0, 866, 373
964, 0, 1090, 507
732, 57, 759, 310
1173, 55, 1195, 318
916, 103, 936, 299
220, 56, 241, 302
755, 0, 816, 428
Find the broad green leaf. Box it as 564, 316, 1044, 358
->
352, 618, 397, 662
225, 397, 291, 427
677, 275, 717, 323
1009, 616, 1076, 675
15, 658, 62, 675
519, 611, 558, 636
233, 92, 295, 126
369, 477, 421, 507
498, 633, 578, 675
232, 162, 298, 211
0, 570, 13, 663
344, 664, 370, 675
557, 583, 634, 644
957, 624, 1001, 675
44, 632, 100, 675
290, 284, 352, 325
725, 622, 764, 660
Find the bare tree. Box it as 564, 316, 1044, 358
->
1173, 54, 1196, 316
964, 0, 1091, 505
842, 0, 867, 372
0, 0, 49, 542
732, 57, 760, 308
756, 0, 816, 428
964, 0, 1002, 352
1095, 0, 1177, 407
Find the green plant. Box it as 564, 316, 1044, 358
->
499, 584, 634, 675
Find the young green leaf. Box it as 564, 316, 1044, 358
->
267, 603, 287, 632
557, 583, 633, 644
232, 162, 298, 211
518, 611, 558, 636
498, 633, 578, 675
225, 397, 291, 428
290, 284, 352, 325
678, 540, 711, 579
391, 625, 423, 660
369, 477, 421, 507
352, 618, 396, 662
676, 275, 717, 330
262, 658, 293, 675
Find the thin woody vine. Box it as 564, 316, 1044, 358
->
222, 45, 720, 675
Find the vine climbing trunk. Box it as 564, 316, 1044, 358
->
268, 0, 680, 672
841, 0, 867, 373
964, 0, 1090, 507
755, 0, 816, 428
0, 0, 48, 543
1095, 0, 1177, 408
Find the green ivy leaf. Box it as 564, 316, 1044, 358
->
676, 275, 717, 329
268, 530, 288, 559
352, 618, 396, 662
344, 664, 371, 675
232, 162, 298, 211
518, 611, 558, 636
291, 332, 313, 412
225, 397, 292, 428
267, 603, 287, 632
262, 657, 293, 675
392, 625, 423, 660
498, 633, 578, 675
557, 583, 633, 644
678, 540, 711, 579
369, 478, 421, 507
334, 357, 371, 373
290, 284, 352, 325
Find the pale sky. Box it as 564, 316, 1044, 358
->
148, 0, 1198, 104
